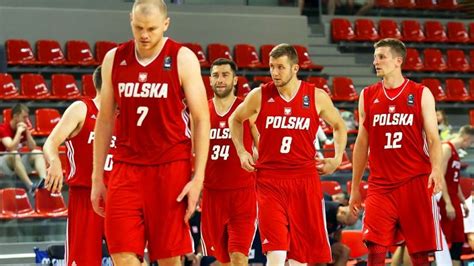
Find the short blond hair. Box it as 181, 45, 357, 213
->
133, 0, 167, 17
270, 43, 298, 65
374, 38, 406, 61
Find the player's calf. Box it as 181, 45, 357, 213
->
229, 251, 248, 266
157, 256, 181, 266
111, 252, 142, 266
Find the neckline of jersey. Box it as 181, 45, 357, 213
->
213, 97, 238, 117
134, 37, 168, 67
382, 78, 409, 101
278, 80, 302, 103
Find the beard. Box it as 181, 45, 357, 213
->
213, 84, 234, 98
273, 74, 294, 88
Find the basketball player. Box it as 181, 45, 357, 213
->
91, 0, 210, 265
43, 66, 114, 266
438, 125, 474, 266
349, 38, 443, 266
229, 43, 348, 265
201, 58, 258, 265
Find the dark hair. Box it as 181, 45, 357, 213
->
12, 103, 29, 116
92, 66, 102, 92
269, 43, 298, 65
374, 38, 406, 61
210, 58, 237, 74
459, 125, 474, 136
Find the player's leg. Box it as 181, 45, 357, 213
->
2, 153, 34, 188
229, 252, 247, 266
112, 252, 142, 266
366, 242, 388, 265
331, 242, 350, 266
156, 256, 181, 266
26, 149, 46, 179
266, 250, 287, 265
408, 251, 429, 266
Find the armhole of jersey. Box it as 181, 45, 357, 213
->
255, 84, 266, 126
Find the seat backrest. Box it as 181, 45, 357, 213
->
375, 0, 395, 8
35, 108, 61, 135
234, 44, 262, 68
260, 44, 275, 66
307, 77, 331, 96
35, 188, 67, 216
447, 22, 469, 43
379, 19, 402, 39
66, 40, 95, 65
403, 48, 423, 71
20, 73, 50, 98
446, 49, 469, 71
207, 43, 232, 63
0, 73, 20, 98
341, 230, 369, 258
395, 0, 416, 8
51, 74, 81, 99
354, 19, 379, 40
424, 21, 447, 42
437, 0, 458, 10
347, 180, 369, 201
415, 0, 436, 9
36, 39, 66, 65
470, 109, 474, 126
423, 48, 446, 70
236, 76, 251, 98
293, 45, 315, 66
460, 177, 473, 199
402, 20, 425, 41
5, 39, 36, 65
183, 42, 209, 67
320, 181, 342, 195
81, 74, 96, 97
95, 41, 117, 63
421, 78, 446, 101
331, 18, 355, 42
332, 77, 358, 100
445, 79, 469, 101
1, 188, 35, 218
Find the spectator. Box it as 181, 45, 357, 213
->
437, 110, 453, 141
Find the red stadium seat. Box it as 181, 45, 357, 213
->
331, 18, 355, 42
35, 189, 67, 218
469, 79, 474, 101
50, 74, 81, 100
320, 181, 343, 195
402, 48, 423, 71
394, 0, 416, 9
95, 41, 117, 64
234, 44, 265, 69
436, 0, 459, 10
460, 177, 473, 199
36, 39, 66, 65
0, 188, 36, 219
33, 108, 61, 136
375, 0, 395, 8
332, 77, 358, 101
421, 78, 446, 101
260, 44, 275, 66
323, 143, 352, 170
469, 50, 474, 72
307, 77, 332, 96
424, 21, 447, 43
415, 0, 436, 9
353, 19, 380, 42
446, 49, 469, 72
470, 23, 474, 43
341, 230, 369, 259
81, 74, 96, 98
236, 76, 251, 98
402, 20, 425, 42
207, 43, 232, 63
20, 73, 50, 99
5, 39, 38, 65
183, 42, 210, 68
445, 79, 469, 102
379, 19, 402, 39
58, 145, 69, 175
201, 75, 213, 100
447, 22, 469, 43
65, 40, 96, 66
470, 110, 474, 125
293, 45, 323, 71
347, 180, 369, 202
0, 73, 21, 99
423, 49, 447, 72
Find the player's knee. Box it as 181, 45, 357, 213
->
111, 252, 141, 266
157, 256, 181, 266
230, 251, 248, 266
266, 250, 287, 266
408, 251, 429, 266
288, 259, 307, 266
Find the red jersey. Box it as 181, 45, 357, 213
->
0, 123, 26, 151
442, 141, 461, 204
255, 81, 320, 176
65, 98, 116, 187
205, 98, 255, 190
111, 38, 191, 165
363, 79, 431, 193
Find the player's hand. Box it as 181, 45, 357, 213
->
45, 160, 63, 193
463, 202, 470, 218
16, 122, 27, 134
91, 177, 107, 217
315, 157, 340, 175
427, 170, 442, 194
349, 190, 362, 217
177, 177, 203, 222
238, 150, 256, 172
185, 252, 202, 266
446, 204, 456, 220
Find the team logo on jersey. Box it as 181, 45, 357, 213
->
303, 95, 310, 108
219, 121, 226, 128
267, 97, 275, 103
164, 56, 172, 70
119, 60, 127, 66
388, 105, 396, 113
407, 94, 414, 106
284, 107, 292, 116
138, 72, 148, 82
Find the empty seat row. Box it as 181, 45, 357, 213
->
6, 39, 117, 66
0, 188, 67, 219
332, 18, 474, 44
375, 0, 458, 10
422, 78, 474, 102
403, 48, 474, 72
2, 108, 61, 136
0, 73, 97, 100
184, 43, 323, 71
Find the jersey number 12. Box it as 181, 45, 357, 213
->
384, 132, 402, 149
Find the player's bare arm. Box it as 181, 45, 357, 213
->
229, 87, 262, 172
176, 46, 210, 221
314, 89, 347, 175
43, 101, 87, 193
440, 143, 456, 220
422, 87, 443, 194
458, 183, 470, 218
349, 89, 368, 215
2, 125, 26, 151
249, 113, 260, 161
91, 48, 117, 217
